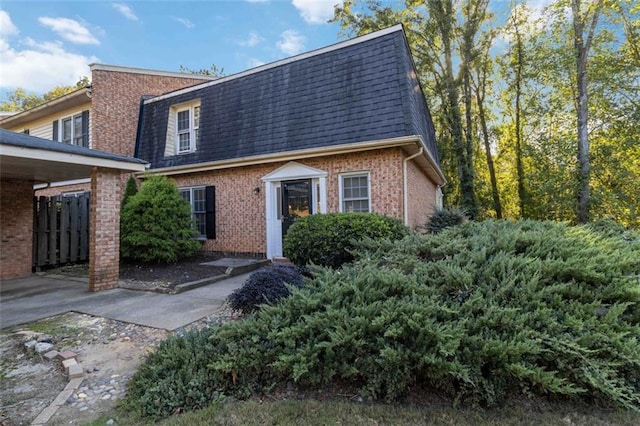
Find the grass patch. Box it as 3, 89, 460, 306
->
95, 399, 640, 425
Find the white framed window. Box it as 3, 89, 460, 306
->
339, 172, 370, 213
180, 186, 206, 237
59, 112, 88, 146
176, 104, 200, 154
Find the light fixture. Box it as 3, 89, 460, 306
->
253, 187, 261, 195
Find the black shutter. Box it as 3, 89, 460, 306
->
205, 186, 216, 239
52, 120, 58, 141
81, 110, 89, 148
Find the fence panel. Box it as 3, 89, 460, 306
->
33, 193, 91, 269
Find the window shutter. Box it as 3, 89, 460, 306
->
205, 186, 216, 239
81, 110, 89, 148
52, 120, 58, 141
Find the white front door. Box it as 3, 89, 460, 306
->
262, 162, 327, 259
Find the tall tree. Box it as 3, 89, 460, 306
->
0, 77, 90, 112
571, 0, 604, 223
472, 34, 502, 218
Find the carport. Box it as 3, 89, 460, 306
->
0, 129, 147, 291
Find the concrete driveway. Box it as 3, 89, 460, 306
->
0, 273, 248, 331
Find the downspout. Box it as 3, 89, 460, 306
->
403, 147, 423, 226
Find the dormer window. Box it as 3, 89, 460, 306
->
176, 103, 200, 154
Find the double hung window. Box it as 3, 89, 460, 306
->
180, 187, 207, 237
339, 172, 370, 213
54, 111, 89, 147
177, 105, 200, 154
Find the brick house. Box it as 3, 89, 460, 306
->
0, 129, 146, 289
136, 25, 445, 259
0, 65, 214, 196
0, 66, 212, 286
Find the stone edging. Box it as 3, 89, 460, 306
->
30, 350, 84, 425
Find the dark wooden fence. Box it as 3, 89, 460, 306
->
33, 193, 90, 269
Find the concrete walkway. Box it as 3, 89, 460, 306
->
0, 272, 250, 331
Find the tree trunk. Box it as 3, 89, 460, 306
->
572, 0, 602, 223
475, 88, 502, 219
514, 18, 527, 218
429, 0, 477, 218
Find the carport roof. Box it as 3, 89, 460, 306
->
0, 129, 147, 183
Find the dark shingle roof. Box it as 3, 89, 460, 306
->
136, 25, 440, 170
0, 129, 147, 165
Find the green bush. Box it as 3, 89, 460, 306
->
283, 212, 408, 268
123, 220, 640, 418
424, 207, 467, 234
121, 175, 138, 209
119, 327, 223, 419
120, 175, 200, 263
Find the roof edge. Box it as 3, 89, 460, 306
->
0, 88, 91, 127
89, 63, 218, 80
142, 135, 419, 176
144, 24, 405, 105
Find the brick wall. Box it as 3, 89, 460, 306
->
89, 168, 121, 291
1, 179, 34, 279
90, 70, 209, 157
406, 158, 437, 230
169, 148, 410, 255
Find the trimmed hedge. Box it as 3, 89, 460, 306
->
122, 220, 640, 419
120, 175, 200, 263
283, 212, 408, 268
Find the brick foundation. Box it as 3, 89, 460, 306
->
1, 179, 34, 279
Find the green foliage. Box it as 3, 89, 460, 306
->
120, 175, 200, 263
0, 77, 90, 112
228, 265, 305, 315
424, 208, 468, 234
124, 220, 640, 418
122, 175, 138, 209
283, 213, 408, 268
119, 327, 223, 419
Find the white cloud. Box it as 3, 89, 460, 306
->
0, 10, 19, 36
239, 31, 263, 47
292, 0, 342, 24
0, 37, 97, 93
277, 30, 305, 55
173, 17, 195, 29
38, 17, 99, 45
112, 3, 138, 21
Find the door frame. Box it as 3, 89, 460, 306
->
262, 162, 327, 259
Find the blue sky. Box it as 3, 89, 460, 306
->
0, 0, 351, 94
0, 1, 556, 96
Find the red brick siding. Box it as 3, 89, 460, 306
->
168, 148, 408, 255
90, 70, 209, 157
406, 158, 437, 230
89, 169, 121, 291
1, 179, 34, 279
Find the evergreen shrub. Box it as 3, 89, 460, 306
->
283, 212, 408, 268
424, 207, 467, 233
122, 175, 138, 209
228, 265, 305, 315
120, 175, 200, 263
123, 220, 640, 418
